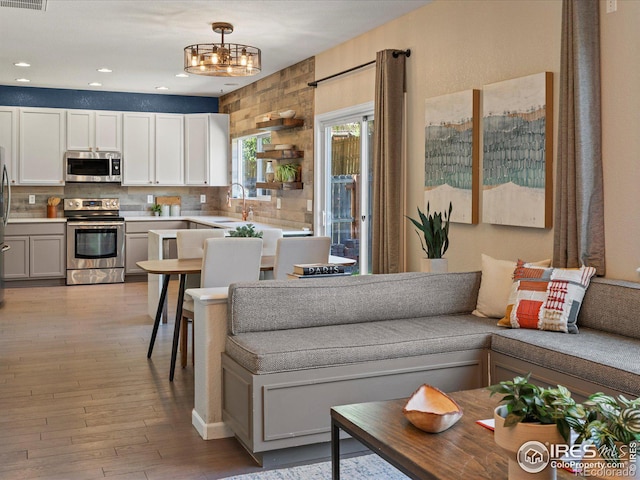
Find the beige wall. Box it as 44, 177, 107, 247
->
600, 0, 640, 281
315, 0, 639, 282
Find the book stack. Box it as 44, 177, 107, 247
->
287, 263, 352, 279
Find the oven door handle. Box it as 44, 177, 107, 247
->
67, 222, 124, 228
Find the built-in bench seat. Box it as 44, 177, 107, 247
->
226, 314, 503, 374
491, 328, 640, 397
188, 272, 639, 467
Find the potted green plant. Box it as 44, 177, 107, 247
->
488, 375, 640, 479
405, 202, 452, 272
488, 374, 575, 480
275, 163, 299, 183
564, 392, 640, 472
228, 223, 263, 238
151, 204, 162, 216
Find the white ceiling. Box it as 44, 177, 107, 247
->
0, 0, 430, 98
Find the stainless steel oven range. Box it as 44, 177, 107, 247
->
65, 198, 124, 285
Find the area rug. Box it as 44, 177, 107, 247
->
221, 454, 409, 479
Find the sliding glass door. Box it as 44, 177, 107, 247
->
315, 104, 374, 274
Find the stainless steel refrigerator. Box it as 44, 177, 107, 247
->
1, 146, 11, 307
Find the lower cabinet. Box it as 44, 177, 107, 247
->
124, 220, 189, 275
3, 223, 66, 280
125, 233, 149, 275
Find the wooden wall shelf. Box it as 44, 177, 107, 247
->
256, 118, 304, 131
256, 181, 303, 190
257, 150, 304, 160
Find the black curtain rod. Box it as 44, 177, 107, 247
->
308, 49, 411, 88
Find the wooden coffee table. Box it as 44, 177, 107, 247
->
331, 389, 580, 479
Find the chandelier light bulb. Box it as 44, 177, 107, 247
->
191, 49, 198, 67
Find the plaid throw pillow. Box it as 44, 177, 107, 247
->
497, 261, 597, 333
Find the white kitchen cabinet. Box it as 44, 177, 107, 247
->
184, 113, 229, 186
155, 114, 184, 185
122, 113, 155, 185
67, 109, 122, 151
123, 113, 184, 186
18, 108, 65, 185
125, 233, 149, 274
0, 107, 18, 185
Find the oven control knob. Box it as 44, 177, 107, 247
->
68, 201, 73, 207
75, 201, 80, 207
111, 200, 117, 207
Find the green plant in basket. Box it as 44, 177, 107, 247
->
228, 224, 263, 238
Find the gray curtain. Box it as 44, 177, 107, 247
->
554, 0, 605, 274
372, 50, 406, 274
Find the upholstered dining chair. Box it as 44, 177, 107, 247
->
176, 229, 226, 366
179, 237, 263, 368
259, 228, 283, 280
272, 236, 331, 280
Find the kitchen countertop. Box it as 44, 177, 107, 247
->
8, 215, 313, 236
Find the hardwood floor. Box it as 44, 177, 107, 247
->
0, 281, 264, 479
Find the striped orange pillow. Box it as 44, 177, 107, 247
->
497, 261, 597, 333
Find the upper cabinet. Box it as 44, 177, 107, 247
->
122, 113, 155, 185
155, 114, 184, 186
122, 113, 185, 186
67, 110, 122, 151
18, 108, 66, 185
0, 107, 18, 184
184, 113, 229, 186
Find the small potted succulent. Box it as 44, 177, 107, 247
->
151, 204, 162, 216
405, 202, 452, 272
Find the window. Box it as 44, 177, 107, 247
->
231, 132, 272, 199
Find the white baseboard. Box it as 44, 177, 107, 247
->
192, 409, 234, 440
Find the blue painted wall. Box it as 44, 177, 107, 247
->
0, 85, 218, 113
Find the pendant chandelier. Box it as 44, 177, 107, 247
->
184, 22, 261, 77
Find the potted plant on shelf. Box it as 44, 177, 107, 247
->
405, 202, 452, 273
228, 224, 263, 238
275, 163, 299, 183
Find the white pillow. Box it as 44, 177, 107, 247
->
472, 254, 551, 318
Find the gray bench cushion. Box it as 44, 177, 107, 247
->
491, 329, 640, 396
225, 314, 501, 374
228, 271, 481, 335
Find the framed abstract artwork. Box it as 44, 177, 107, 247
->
482, 72, 554, 228
424, 89, 480, 224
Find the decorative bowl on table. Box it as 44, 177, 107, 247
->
279, 110, 296, 118
402, 384, 463, 433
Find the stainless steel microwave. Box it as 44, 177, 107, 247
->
64, 151, 122, 183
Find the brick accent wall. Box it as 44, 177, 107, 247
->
217, 57, 315, 229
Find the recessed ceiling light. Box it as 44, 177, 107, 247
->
14, 62, 31, 67
175, 73, 189, 78
224, 83, 239, 86
156, 86, 169, 90
16, 78, 30, 82
88, 82, 102, 87
97, 68, 112, 73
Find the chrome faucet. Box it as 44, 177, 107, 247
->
227, 182, 248, 221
